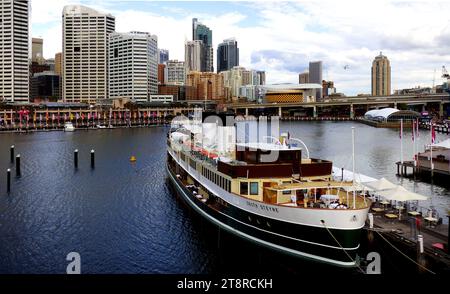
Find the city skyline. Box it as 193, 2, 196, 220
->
30, 0, 450, 96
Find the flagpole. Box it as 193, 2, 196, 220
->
431, 124, 434, 174
400, 119, 404, 165
413, 120, 416, 167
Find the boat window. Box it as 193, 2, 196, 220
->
240, 182, 248, 195
250, 182, 259, 195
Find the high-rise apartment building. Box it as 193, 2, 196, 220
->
164, 60, 186, 85
32, 37, 45, 65
0, 0, 30, 102
256, 71, 266, 86
217, 38, 239, 73
193, 18, 213, 72
63, 5, 115, 103
185, 40, 203, 73
371, 52, 391, 96
109, 32, 158, 101
309, 61, 323, 100
299, 72, 309, 84
186, 71, 224, 101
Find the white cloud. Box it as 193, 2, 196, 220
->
32, 0, 450, 95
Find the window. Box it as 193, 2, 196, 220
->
250, 182, 259, 195
240, 182, 248, 195
282, 181, 292, 195
114, 48, 118, 58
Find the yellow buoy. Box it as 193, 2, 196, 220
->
130, 156, 137, 162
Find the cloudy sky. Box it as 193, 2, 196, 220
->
32, 0, 450, 95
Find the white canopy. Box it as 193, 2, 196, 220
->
432, 138, 450, 149
364, 177, 398, 191
332, 167, 377, 183
377, 186, 428, 201
342, 182, 375, 192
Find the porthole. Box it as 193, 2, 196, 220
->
256, 219, 261, 225
248, 216, 252, 222
266, 222, 271, 228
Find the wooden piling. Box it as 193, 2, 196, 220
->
90, 150, 95, 169
16, 155, 21, 177
10, 145, 14, 163
7, 169, 11, 193
74, 149, 79, 168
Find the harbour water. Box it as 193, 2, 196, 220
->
0, 122, 448, 274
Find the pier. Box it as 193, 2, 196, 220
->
0, 107, 195, 133
368, 204, 450, 271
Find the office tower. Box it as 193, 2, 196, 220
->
371, 52, 391, 96
63, 5, 115, 103
109, 32, 158, 101
165, 60, 186, 85
309, 61, 323, 100
159, 49, 169, 64
55, 52, 63, 100
192, 18, 213, 72
32, 38, 45, 65
185, 40, 203, 72
299, 72, 309, 84
31, 72, 61, 102
0, 0, 30, 102
55, 53, 63, 76
217, 38, 239, 73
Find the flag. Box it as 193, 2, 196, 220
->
431, 125, 436, 144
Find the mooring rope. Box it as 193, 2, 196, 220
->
375, 230, 436, 274
320, 220, 366, 274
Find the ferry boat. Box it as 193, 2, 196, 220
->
64, 122, 75, 132
166, 114, 371, 267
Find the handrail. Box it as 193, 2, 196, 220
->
289, 137, 310, 158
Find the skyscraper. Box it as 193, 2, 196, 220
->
185, 40, 203, 73
63, 5, 115, 103
0, 0, 30, 102
32, 38, 44, 65
371, 52, 391, 96
192, 18, 213, 72
217, 38, 239, 73
309, 61, 323, 100
109, 32, 158, 101
159, 49, 169, 64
